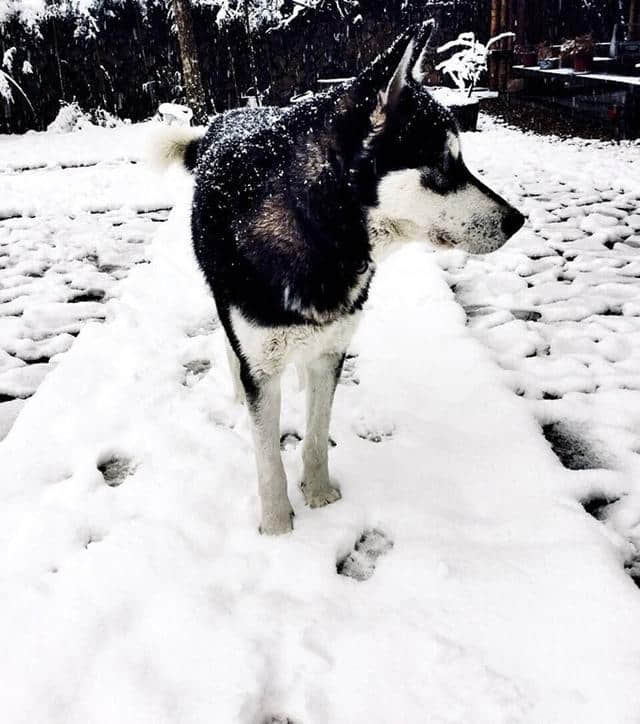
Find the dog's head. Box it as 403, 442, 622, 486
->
364, 22, 524, 255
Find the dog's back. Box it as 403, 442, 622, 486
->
191, 97, 373, 329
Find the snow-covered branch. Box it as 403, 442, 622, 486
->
436, 31, 514, 94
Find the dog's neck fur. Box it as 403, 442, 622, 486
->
277, 27, 420, 266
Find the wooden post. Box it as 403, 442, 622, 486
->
515, 0, 526, 47
172, 0, 209, 124
490, 0, 500, 37
498, 0, 511, 92
489, 0, 513, 92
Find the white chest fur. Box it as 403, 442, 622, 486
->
230, 306, 362, 377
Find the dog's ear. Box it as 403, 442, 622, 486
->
411, 19, 437, 83
382, 35, 416, 112
379, 20, 436, 112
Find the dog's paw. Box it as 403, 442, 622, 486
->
301, 474, 342, 507
98, 455, 136, 487
302, 483, 342, 508
182, 358, 211, 387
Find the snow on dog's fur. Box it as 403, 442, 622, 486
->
150, 21, 524, 535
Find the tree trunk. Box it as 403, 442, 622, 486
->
489, 0, 501, 89
498, 0, 511, 91
52, 20, 65, 102
630, 0, 639, 41
171, 0, 209, 124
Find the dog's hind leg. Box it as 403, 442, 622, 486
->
225, 336, 245, 404
243, 369, 294, 535
301, 351, 345, 508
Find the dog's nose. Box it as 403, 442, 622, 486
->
501, 207, 525, 238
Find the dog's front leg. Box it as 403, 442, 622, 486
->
244, 370, 294, 535
301, 352, 344, 508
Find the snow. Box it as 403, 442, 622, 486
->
515, 65, 640, 87
157, 102, 194, 127
429, 86, 478, 107
1, 115, 640, 722
0, 121, 173, 423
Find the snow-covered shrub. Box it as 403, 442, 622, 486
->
0, 67, 34, 113
0, 46, 35, 114
437, 31, 515, 96
213, 0, 360, 31
2, 47, 16, 73
46, 101, 124, 132
91, 107, 125, 128
157, 102, 193, 126
213, 0, 284, 29
0, 71, 11, 103
47, 101, 94, 133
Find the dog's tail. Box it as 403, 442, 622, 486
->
146, 126, 206, 174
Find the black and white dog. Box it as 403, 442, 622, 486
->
152, 22, 524, 535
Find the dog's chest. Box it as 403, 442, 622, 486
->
230, 306, 362, 376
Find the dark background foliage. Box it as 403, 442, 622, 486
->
0, 0, 621, 134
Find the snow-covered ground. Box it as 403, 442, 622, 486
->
0, 123, 173, 438
1, 117, 640, 723
443, 117, 640, 589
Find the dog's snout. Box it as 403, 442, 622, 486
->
501, 207, 525, 239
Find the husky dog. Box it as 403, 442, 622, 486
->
152, 21, 524, 535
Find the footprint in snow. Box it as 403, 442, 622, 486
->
624, 558, 640, 589
511, 308, 542, 322
579, 494, 640, 590
354, 417, 395, 444
185, 318, 219, 337
541, 421, 609, 471
580, 493, 620, 521
68, 288, 106, 303
337, 529, 393, 581
98, 455, 136, 487
542, 391, 563, 401
183, 358, 211, 387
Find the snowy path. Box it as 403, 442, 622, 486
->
0, 123, 173, 439
2, 120, 640, 721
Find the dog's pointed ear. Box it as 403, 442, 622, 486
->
381, 36, 416, 112
411, 19, 437, 83
368, 20, 436, 133
379, 20, 436, 112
